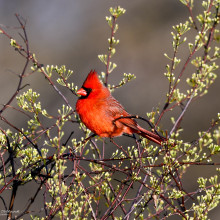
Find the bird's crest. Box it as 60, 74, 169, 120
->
82, 70, 103, 90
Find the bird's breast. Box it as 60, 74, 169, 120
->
76, 98, 118, 137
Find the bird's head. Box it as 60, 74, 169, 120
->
77, 70, 108, 99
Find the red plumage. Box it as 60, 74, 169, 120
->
76, 70, 164, 145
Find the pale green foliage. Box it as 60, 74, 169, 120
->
164, 0, 220, 108
31, 64, 78, 94
190, 175, 220, 219
98, 54, 117, 72
17, 89, 41, 113
179, 0, 192, 6
109, 73, 136, 91
10, 38, 20, 49
98, 6, 131, 86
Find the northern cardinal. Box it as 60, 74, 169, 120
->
76, 70, 165, 145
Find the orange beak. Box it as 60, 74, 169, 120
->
77, 88, 87, 96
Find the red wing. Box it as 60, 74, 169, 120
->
105, 96, 137, 125
105, 96, 164, 144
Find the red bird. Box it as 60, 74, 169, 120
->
76, 70, 164, 145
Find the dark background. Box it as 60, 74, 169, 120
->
0, 0, 220, 218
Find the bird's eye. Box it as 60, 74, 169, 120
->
83, 87, 92, 94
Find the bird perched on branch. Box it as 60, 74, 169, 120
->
76, 70, 165, 145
